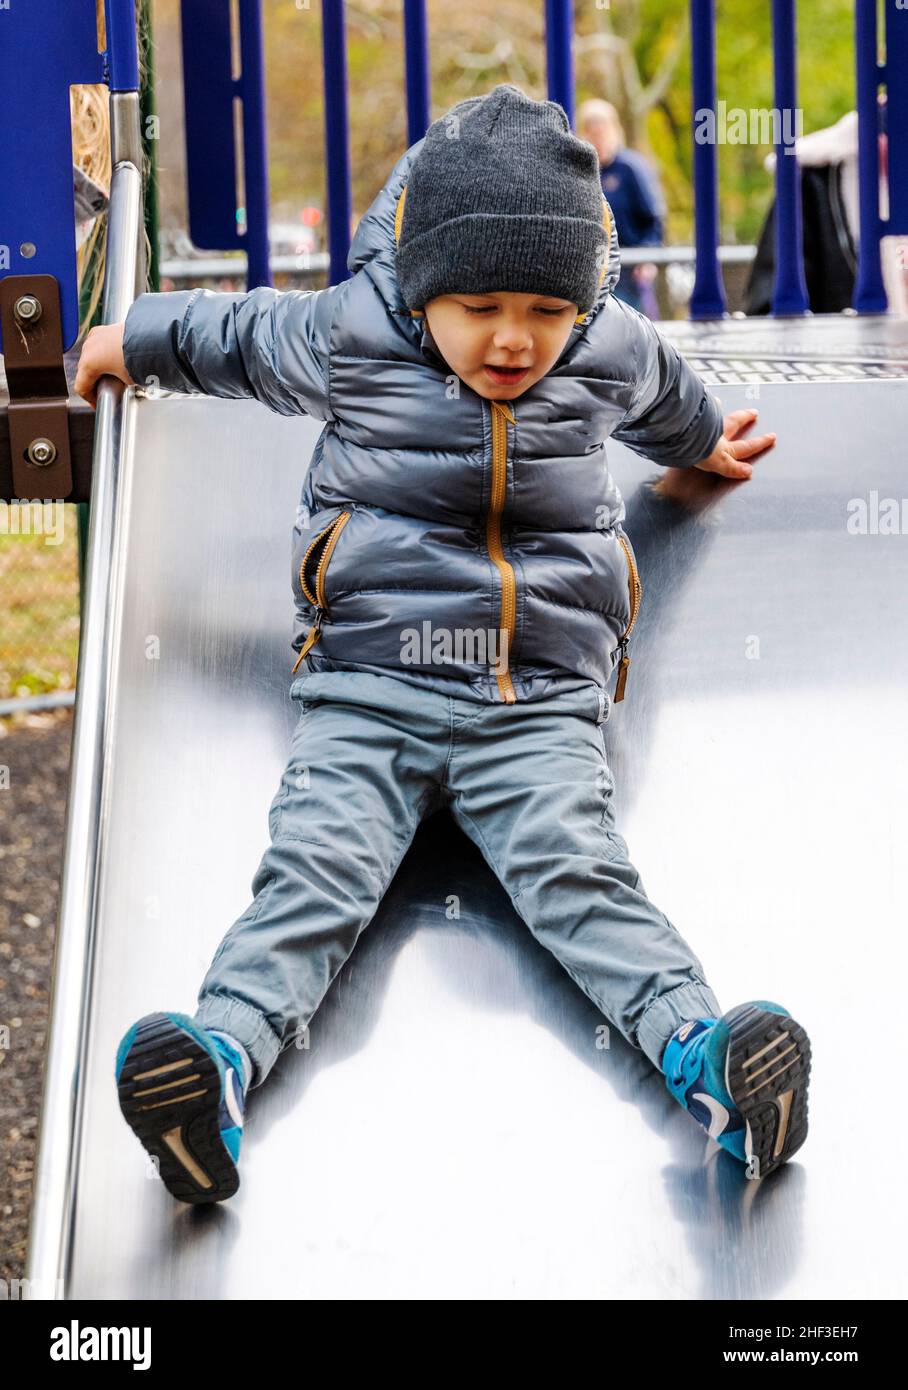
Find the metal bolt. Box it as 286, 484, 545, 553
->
27, 438, 57, 466
14, 294, 42, 325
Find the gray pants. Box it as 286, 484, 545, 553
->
194, 670, 721, 1088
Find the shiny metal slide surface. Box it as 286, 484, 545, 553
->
31, 341, 908, 1298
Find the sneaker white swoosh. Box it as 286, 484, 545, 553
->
692, 1091, 730, 1139
223, 1067, 244, 1128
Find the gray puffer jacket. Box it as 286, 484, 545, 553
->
122, 139, 724, 706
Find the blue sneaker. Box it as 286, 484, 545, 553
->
662, 1000, 811, 1179
115, 1011, 248, 1204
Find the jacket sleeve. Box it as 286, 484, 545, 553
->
611, 305, 725, 467
121, 283, 343, 420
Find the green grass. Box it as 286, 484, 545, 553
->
0, 515, 81, 700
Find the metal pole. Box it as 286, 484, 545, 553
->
322, 0, 352, 286
403, 0, 430, 145
770, 0, 809, 314
854, 0, 887, 312
883, 0, 907, 236
545, 0, 574, 128
103, 0, 141, 92
238, 0, 272, 289
24, 126, 143, 1298
689, 0, 726, 319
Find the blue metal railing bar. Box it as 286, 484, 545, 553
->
236, 0, 272, 289
854, 0, 887, 312
323, 0, 353, 286
403, 0, 431, 149
104, 0, 140, 92
770, 0, 809, 314
545, 0, 574, 128
689, 0, 726, 318
884, 0, 907, 236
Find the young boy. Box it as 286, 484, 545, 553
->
77, 84, 810, 1203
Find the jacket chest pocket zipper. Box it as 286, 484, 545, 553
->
291, 510, 352, 673
614, 531, 642, 702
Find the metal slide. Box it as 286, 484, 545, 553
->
25, 309, 908, 1298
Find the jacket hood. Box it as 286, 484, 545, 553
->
347, 137, 622, 364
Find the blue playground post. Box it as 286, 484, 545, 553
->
853, 0, 887, 313
104, 0, 140, 92
322, 0, 353, 287
545, 0, 575, 129
770, 0, 809, 315
403, 0, 431, 148
883, 0, 908, 238
689, 0, 726, 319
235, 0, 271, 290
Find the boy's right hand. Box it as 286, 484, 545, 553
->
693, 408, 776, 479
74, 322, 136, 410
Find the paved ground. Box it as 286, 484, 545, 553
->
0, 707, 73, 1284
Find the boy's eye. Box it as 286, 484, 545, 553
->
460, 304, 569, 316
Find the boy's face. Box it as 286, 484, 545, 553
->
424, 291, 579, 400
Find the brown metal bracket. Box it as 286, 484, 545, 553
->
0, 273, 73, 500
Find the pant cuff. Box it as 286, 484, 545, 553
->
635, 978, 723, 1072
193, 993, 282, 1090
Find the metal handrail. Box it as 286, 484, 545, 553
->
24, 131, 143, 1299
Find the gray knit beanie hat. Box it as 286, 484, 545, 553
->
394, 83, 611, 316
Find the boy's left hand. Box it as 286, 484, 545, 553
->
694, 408, 776, 479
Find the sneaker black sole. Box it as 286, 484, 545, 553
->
723, 1002, 811, 1180
117, 1012, 240, 1204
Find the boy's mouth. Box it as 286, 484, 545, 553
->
483, 363, 531, 385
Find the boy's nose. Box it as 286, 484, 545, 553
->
492, 326, 533, 351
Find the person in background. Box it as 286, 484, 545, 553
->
577, 98, 665, 317
746, 97, 903, 314
746, 110, 860, 314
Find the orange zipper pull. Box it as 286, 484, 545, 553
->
291, 611, 323, 672
614, 639, 630, 702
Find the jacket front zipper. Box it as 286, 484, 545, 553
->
291, 510, 352, 673
488, 400, 517, 703
614, 531, 642, 702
